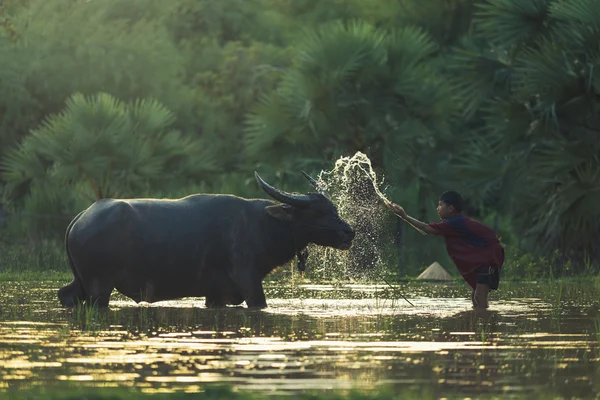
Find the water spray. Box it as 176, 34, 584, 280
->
325, 152, 425, 235
351, 163, 426, 236
309, 151, 416, 307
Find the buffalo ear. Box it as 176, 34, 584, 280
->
265, 204, 296, 222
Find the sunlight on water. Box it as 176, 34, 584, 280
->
0, 281, 599, 397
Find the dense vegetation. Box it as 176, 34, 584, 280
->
0, 0, 598, 278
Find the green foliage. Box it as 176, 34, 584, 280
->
0, 0, 598, 277
246, 21, 454, 174
394, 0, 476, 47
475, 0, 553, 49
501, 246, 553, 281
263, 0, 404, 41
447, 0, 600, 270
0, 0, 24, 42
170, 0, 277, 45
2, 92, 215, 203
0, 240, 65, 273
245, 20, 461, 270
189, 40, 291, 168
0, 0, 192, 148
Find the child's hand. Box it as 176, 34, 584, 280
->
386, 202, 407, 219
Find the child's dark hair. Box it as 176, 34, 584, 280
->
439, 191, 463, 212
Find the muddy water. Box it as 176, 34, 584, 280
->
0, 281, 599, 397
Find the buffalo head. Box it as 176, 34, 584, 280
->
255, 171, 355, 250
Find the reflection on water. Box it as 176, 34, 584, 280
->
0, 281, 599, 397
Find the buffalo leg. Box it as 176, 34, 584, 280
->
86, 291, 112, 308
81, 277, 113, 308
234, 275, 267, 309
244, 284, 266, 308
58, 279, 87, 308
205, 294, 226, 308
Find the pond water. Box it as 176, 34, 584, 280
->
0, 280, 599, 398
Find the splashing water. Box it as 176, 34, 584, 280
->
328, 152, 393, 206
305, 152, 395, 281
318, 151, 390, 202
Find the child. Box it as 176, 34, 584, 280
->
385, 191, 504, 309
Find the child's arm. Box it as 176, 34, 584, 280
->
385, 202, 437, 235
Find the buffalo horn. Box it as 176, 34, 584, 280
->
255, 172, 313, 208
301, 170, 331, 198
301, 171, 319, 189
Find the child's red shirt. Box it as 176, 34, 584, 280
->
427, 214, 504, 289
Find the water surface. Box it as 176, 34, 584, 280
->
0, 281, 599, 397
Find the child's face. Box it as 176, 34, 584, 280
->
436, 200, 454, 219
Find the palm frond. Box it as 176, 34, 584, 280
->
475, 0, 552, 49
513, 39, 581, 105
385, 25, 439, 73
549, 0, 600, 57
483, 97, 535, 144
128, 97, 176, 136
3, 91, 212, 202
550, 0, 600, 26
1, 140, 47, 183
244, 92, 295, 158
445, 38, 512, 118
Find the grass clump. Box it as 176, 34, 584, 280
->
0, 240, 67, 273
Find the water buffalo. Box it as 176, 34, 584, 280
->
58, 172, 355, 308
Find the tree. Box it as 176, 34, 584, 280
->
186, 40, 291, 172
448, 0, 600, 269
170, 0, 276, 45
0, 0, 192, 150
245, 21, 455, 180
2, 92, 216, 205
0, 0, 26, 42
244, 21, 461, 272
393, 0, 476, 48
